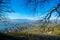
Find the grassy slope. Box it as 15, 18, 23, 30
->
1, 32, 60, 40
2, 23, 60, 40
0, 33, 27, 40
18, 23, 60, 35
6, 23, 60, 36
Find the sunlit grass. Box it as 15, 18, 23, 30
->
6, 23, 60, 37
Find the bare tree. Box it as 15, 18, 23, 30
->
25, 0, 47, 15
24, 0, 60, 23
0, 0, 14, 21
44, 3, 60, 19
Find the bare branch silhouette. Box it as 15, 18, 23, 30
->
0, 0, 14, 21
44, 3, 60, 20
25, 0, 47, 15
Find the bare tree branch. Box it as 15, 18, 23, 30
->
0, 0, 14, 21
45, 3, 60, 20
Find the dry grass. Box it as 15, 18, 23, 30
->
6, 23, 60, 36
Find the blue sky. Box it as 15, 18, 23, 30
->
0, 0, 60, 29
8, 0, 60, 20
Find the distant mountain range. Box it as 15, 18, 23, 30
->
0, 19, 60, 33
0, 19, 60, 26
0, 19, 34, 27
